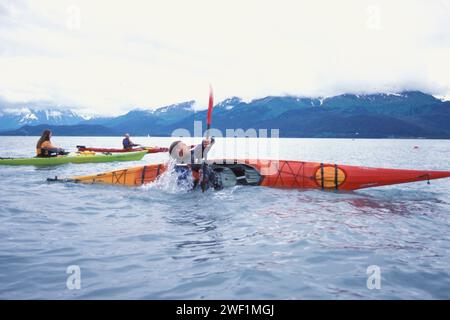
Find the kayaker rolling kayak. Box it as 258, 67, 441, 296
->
54, 159, 450, 190
36, 130, 68, 157
123, 133, 139, 150
168, 137, 218, 190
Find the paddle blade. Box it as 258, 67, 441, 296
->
207, 85, 214, 127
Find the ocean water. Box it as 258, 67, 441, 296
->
0, 136, 450, 299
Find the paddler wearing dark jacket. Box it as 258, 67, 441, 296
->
168, 138, 216, 189
36, 129, 67, 157
123, 133, 139, 150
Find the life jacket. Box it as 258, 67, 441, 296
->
123, 138, 133, 149
36, 141, 68, 157
37, 141, 57, 157
173, 164, 200, 178
36, 148, 59, 157
174, 164, 191, 179
174, 164, 221, 191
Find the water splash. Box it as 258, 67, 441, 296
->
142, 159, 194, 194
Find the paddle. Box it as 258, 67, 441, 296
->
47, 176, 79, 183
201, 85, 214, 192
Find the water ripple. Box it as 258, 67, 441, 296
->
0, 137, 450, 299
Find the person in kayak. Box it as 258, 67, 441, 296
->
168, 138, 218, 189
123, 133, 139, 150
36, 129, 67, 157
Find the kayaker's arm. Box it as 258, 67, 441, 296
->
190, 137, 215, 165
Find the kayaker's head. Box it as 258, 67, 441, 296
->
44, 129, 52, 139
124, 133, 130, 139
169, 140, 190, 162
36, 129, 52, 148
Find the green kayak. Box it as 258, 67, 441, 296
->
0, 151, 147, 166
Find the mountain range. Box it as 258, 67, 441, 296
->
0, 107, 89, 130
1, 91, 450, 138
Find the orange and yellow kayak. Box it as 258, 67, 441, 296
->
50, 159, 450, 191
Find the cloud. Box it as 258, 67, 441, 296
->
0, 0, 449, 115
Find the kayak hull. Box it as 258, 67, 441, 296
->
61, 159, 450, 191
0, 151, 147, 166
77, 147, 169, 154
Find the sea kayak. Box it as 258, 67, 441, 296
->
48, 159, 450, 191
76, 146, 169, 153
0, 151, 147, 166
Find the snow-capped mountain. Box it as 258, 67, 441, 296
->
1, 91, 449, 138
0, 107, 89, 131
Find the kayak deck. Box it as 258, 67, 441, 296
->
55, 159, 450, 191
0, 151, 147, 166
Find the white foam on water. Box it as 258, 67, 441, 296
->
141, 159, 194, 194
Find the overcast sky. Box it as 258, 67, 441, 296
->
0, 0, 449, 115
